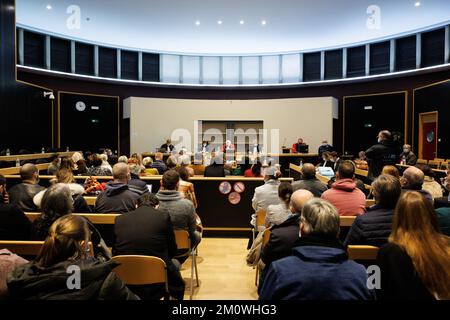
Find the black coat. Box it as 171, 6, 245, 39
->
344, 204, 394, 247
204, 164, 225, 177
365, 140, 400, 179
8, 182, 45, 212
261, 214, 300, 265
0, 203, 31, 240
7, 259, 138, 300
377, 243, 435, 300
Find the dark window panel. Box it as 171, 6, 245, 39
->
142, 53, 160, 82
75, 43, 94, 75
421, 28, 445, 68
370, 41, 390, 75
325, 49, 343, 80
347, 46, 366, 78
303, 52, 321, 82
120, 50, 138, 80
23, 31, 45, 68
51, 37, 71, 72
396, 35, 416, 71
99, 47, 117, 78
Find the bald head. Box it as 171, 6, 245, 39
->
112, 162, 130, 183
290, 189, 314, 214
301, 163, 316, 180
401, 166, 424, 188
20, 163, 38, 182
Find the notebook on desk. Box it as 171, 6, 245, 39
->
318, 167, 335, 177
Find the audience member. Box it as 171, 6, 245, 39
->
319, 151, 334, 168
47, 154, 60, 175
377, 191, 450, 300
436, 206, 450, 236
330, 151, 341, 172
175, 166, 198, 208
7, 215, 138, 300
400, 166, 433, 203
354, 151, 368, 170
365, 130, 400, 179
291, 163, 328, 197
321, 161, 366, 216
318, 140, 333, 158
128, 163, 150, 196
0, 174, 31, 240
166, 155, 178, 170
87, 154, 112, 176
8, 163, 45, 211
232, 156, 252, 176
179, 154, 195, 177
259, 198, 375, 300
204, 155, 225, 177
156, 170, 201, 255
113, 193, 185, 300
434, 172, 450, 208
118, 155, 128, 163
381, 165, 400, 179
75, 159, 88, 176
251, 167, 281, 226
99, 153, 113, 173
265, 182, 293, 227
416, 164, 443, 200
150, 153, 168, 174
94, 163, 139, 213
399, 144, 417, 165
142, 157, 159, 175
344, 175, 401, 247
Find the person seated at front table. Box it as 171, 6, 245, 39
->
399, 144, 417, 166
354, 151, 368, 170
221, 140, 236, 153
160, 139, 175, 153
291, 138, 308, 154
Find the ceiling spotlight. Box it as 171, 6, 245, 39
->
46, 4, 52, 10
239, 20, 245, 25
195, 20, 200, 26
261, 20, 267, 25
217, 20, 223, 25
414, 1, 421, 7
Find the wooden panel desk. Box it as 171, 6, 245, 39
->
0, 151, 79, 162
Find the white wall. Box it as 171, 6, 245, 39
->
126, 97, 337, 154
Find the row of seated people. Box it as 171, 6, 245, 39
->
248, 160, 450, 299
0, 168, 202, 299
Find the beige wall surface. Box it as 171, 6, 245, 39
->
126, 97, 337, 154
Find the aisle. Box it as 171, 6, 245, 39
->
180, 238, 258, 300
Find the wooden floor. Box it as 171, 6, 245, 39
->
180, 238, 258, 300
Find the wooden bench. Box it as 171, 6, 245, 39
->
0, 163, 50, 175
0, 240, 94, 256
0, 151, 79, 162
347, 245, 379, 260
25, 212, 120, 224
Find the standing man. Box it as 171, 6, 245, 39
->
365, 130, 400, 180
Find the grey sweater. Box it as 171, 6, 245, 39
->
156, 190, 200, 247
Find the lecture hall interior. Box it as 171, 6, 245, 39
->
1, 0, 450, 307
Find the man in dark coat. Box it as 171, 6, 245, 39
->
8, 164, 45, 212
365, 130, 400, 180
344, 174, 401, 247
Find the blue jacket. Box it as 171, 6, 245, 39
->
344, 204, 394, 247
259, 237, 375, 300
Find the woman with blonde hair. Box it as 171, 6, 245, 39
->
381, 165, 400, 179
377, 191, 450, 300
7, 215, 137, 300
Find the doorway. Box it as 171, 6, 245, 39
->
419, 111, 438, 160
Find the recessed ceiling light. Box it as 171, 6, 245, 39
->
195, 20, 200, 26
261, 20, 267, 25
239, 20, 245, 25
217, 20, 223, 25
46, 4, 52, 10
415, 1, 421, 7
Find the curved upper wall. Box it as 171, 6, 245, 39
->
16, 0, 450, 55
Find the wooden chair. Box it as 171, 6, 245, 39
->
347, 245, 379, 260
190, 164, 205, 175
441, 160, 450, 170
0, 240, 94, 257
340, 216, 357, 227
255, 228, 272, 287
252, 209, 267, 241
428, 160, 440, 169
111, 255, 169, 300
416, 159, 428, 165
365, 199, 375, 207
174, 230, 199, 300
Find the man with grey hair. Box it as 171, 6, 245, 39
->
291, 163, 328, 197
400, 166, 433, 203
128, 163, 150, 196
260, 198, 375, 300
95, 163, 140, 213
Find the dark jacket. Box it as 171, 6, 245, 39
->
0, 203, 31, 240
128, 174, 150, 196
150, 160, 167, 175
377, 243, 435, 300
344, 204, 394, 247
8, 182, 45, 212
365, 140, 400, 179
7, 259, 138, 300
204, 164, 225, 177
400, 151, 417, 166
94, 182, 140, 213
401, 187, 433, 204
318, 144, 333, 157
291, 178, 328, 197
261, 214, 300, 265
259, 235, 375, 300
436, 207, 450, 236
